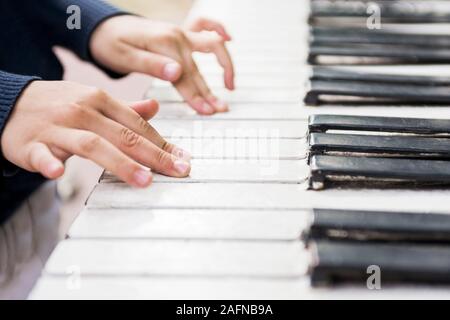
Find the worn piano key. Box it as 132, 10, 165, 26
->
308, 44, 450, 65
101, 159, 309, 184
44, 239, 307, 277
310, 0, 450, 23
152, 119, 308, 139
309, 155, 450, 190
309, 241, 450, 286
303, 209, 450, 244
309, 133, 450, 159
69, 208, 308, 240
87, 183, 308, 210
308, 114, 450, 135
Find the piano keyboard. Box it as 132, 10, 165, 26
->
30, 0, 450, 298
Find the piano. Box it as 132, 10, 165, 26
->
5, 0, 450, 299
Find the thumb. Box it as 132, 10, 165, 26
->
28, 143, 65, 179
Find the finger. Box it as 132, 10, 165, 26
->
51, 128, 152, 188
175, 46, 228, 113
98, 95, 191, 161
27, 143, 65, 179
87, 115, 191, 177
129, 99, 160, 121
124, 47, 182, 82
191, 64, 229, 112
187, 18, 232, 41
187, 32, 235, 90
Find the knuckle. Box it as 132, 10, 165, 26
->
86, 87, 108, 103
120, 128, 142, 148
137, 117, 150, 134
67, 102, 92, 122
156, 149, 172, 168
166, 26, 186, 42
79, 133, 101, 154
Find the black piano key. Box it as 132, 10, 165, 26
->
308, 115, 450, 135
311, 66, 450, 86
311, 27, 450, 48
308, 44, 450, 65
309, 133, 450, 159
310, 0, 450, 23
304, 79, 450, 106
308, 155, 450, 190
309, 241, 450, 286
303, 208, 450, 244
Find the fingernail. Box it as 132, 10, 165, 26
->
133, 169, 152, 187
172, 147, 192, 162
201, 102, 215, 114
163, 63, 181, 80
214, 99, 229, 112
174, 160, 191, 176
47, 162, 63, 177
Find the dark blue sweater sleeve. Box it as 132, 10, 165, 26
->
25, 0, 128, 63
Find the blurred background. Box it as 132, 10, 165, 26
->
57, 0, 194, 230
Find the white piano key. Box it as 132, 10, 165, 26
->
44, 240, 308, 277
154, 101, 450, 121
154, 103, 305, 120
69, 208, 309, 240
30, 276, 450, 300
164, 138, 306, 160
101, 159, 309, 184
87, 182, 450, 214
148, 87, 302, 103
151, 119, 307, 138
151, 75, 304, 89
198, 63, 306, 76
87, 183, 307, 210
30, 277, 312, 300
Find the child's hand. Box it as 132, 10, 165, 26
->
90, 16, 234, 115
1, 81, 191, 187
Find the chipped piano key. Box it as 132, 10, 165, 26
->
309, 241, 450, 287
308, 155, 450, 190
302, 208, 450, 244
